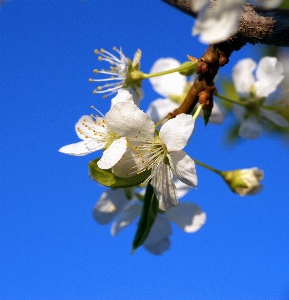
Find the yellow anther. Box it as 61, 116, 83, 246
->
93, 69, 98, 74
93, 89, 97, 94
113, 46, 117, 51
85, 136, 89, 138
138, 131, 141, 133
126, 173, 128, 176
102, 95, 107, 99
98, 56, 103, 61
89, 78, 93, 82
110, 76, 115, 79
83, 119, 86, 122
94, 49, 99, 54
91, 105, 95, 108
135, 135, 138, 138
100, 48, 105, 53
97, 86, 102, 91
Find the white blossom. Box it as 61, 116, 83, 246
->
192, 0, 245, 44
111, 113, 198, 210
59, 101, 154, 169
89, 47, 143, 105
232, 57, 288, 139
147, 58, 225, 124
93, 179, 206, 255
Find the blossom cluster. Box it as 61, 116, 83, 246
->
59, 45, 287, 254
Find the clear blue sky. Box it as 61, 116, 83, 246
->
1, 1, 289, 299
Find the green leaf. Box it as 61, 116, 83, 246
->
88, 158, 150, 188
203, 105, 212, 126
131, 182, 159, 253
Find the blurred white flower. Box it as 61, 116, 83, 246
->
222, 167, 264, 196
112, 114, 198, 210
147, 58, 225, 124
192, 0, 245, 44
232, 56, 288, 139
93, 179, 206, 255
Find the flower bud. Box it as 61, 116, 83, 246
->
221, 167, 264, 196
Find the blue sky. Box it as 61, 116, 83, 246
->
1, 1, 289, 299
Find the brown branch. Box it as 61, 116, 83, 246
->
164, 1, 289, 119
162, 1, 289, 47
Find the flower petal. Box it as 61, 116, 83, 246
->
160, 114, 195, 152
105, 102, 155, 138
92, 189, 127, 225
168, 151, 198, 187
193, 0, 244, 44
209, 102, 226, 124
255, 56, 284, 98
143, 215, 172, 255
111, 200, 142, 236
110, 89, 134, 108
146, 98, 179, 123
233, 104, 246, 122
173, 177, 192, 199
165, 202, 206, 233
233, 58, 256, 97
58, 139, 104, 156
239, 116, 263, 140
260, 108, 288, 127
151, 162, 178, 210
97, 137, 127, 169
149, 58, 187, 97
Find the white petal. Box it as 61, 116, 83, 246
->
173, 177, 192, 199
193, 0, 244, 44
239, 116, 263, 139
111, 200, 142, 236
143, 215, 172, 255
260, 108, 288, 127
105, 102, 155, 138
97, 137, 127, 169
92, 189, 128, 225
193, 0, 208, 11
232, 58, 256, 97
168, 151, 198, 187
126, 87, 144, 107
209, 102, 226, 124
146, 98, 179, 123
160, 114, 195, 152
151, 163, 178, 210
255, 56, 284, 98
110, 89, 134, 108
58, 139, 104, 156
149, 58, 187, 97
165, 202, 206, 233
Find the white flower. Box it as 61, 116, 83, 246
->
192, 0, 245, 44
111, 113, 198, 210
232, 57, 288, 139
147, 58, 225, 124
93, 180, 206, 255
222, 167, 264, 196
89, 47, 144, 105
59, 101, 154, 169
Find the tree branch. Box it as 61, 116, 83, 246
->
162, 0, 289, 47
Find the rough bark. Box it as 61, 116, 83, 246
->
162, 0, 289, 47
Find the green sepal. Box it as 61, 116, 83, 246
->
131, 182, 158, 253
88, 158, 150, 188
203, 106, 212, 126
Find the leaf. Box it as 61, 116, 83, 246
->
131, 182, 158, 253
88, 158, 150, 188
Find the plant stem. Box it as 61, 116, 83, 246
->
214, 92, 247, 107
192, 104, 202, 120
193, 158, 222, 175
